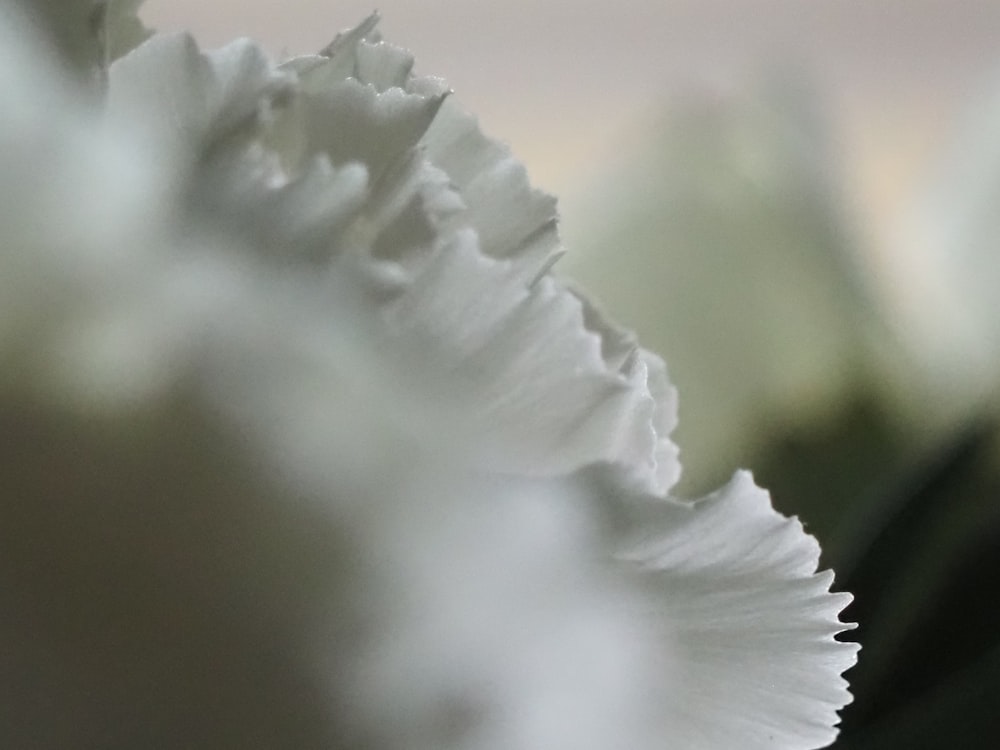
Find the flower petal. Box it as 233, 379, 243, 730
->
357, 221, 677, 494
287, 19, 561, 281
107, 32, 294, 154
292, 77, 446, 181
620, 471, 858, 749
421, 97, 562, 280
268, 19, 682, 492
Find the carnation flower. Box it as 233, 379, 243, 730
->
0, 2, 857, 748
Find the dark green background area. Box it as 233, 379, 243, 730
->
753, 392, 1000, 749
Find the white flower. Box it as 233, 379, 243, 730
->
0, 3, 857, 749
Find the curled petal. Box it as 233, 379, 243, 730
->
573, 290, 681, 493
421, 97, 562, 280
620, 471, 858, 749
289, 21, 562, 280
289, 77, 446, 181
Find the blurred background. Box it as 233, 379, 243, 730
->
146, 2, 1000, 747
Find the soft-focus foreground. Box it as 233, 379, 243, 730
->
0, 2, 857, 748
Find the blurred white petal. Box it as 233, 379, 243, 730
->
107, 31, 294, 154
345, 473, 672, 750
892, 76, 1000, 410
